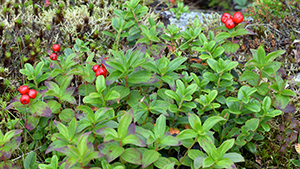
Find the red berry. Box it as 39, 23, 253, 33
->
95, 67, 107, 78
225, 18, 235, 29
170, 0, 175, 4
50, 53, 57, 60
52, 44, 61, 52
221, 13, 231, 23
103, 57, 108, 60
232, 12, 244, 24
18, 85, 29, 95
28, 89, 37, 99
20, 94, 30, 105
93, 65, 100, 72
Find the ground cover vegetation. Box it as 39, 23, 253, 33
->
0, 0, 300, 168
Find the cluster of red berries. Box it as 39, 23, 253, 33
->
50, 44, 61, 60
19, 85, 37, 105
221, 12, 244, 29
93, 63, 107, 78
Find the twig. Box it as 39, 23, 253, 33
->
12, 146, 42, 162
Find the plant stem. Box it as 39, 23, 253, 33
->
216, 72, 223, 90
176, 136, 198, 169
167, 36, 197, 58
256, 69, 263, 87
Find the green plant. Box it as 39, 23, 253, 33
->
0, 129, 22, 168
170, 1, 190, 20
2, 0, 298, 168
235, 0, 253, 10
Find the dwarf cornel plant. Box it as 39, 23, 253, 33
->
2, 0, 297, 168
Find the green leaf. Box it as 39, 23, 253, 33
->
188, 149, 205, 160
200, 139, 217, 158
24, 152, 37, 169
224, 61, 238, 72
166, 57, 187, 74
176, 129, 197, 140
188, 113, 202, 131
160, 135, 181, 146
154, 157, 171, 168
291, 159, 300, 167
77, 132, 91, 156
120, 148, 142, 165
121, 134, 146, 147
244, 118, 259, 131
96, 75, 106, 94
117, 111, 132, 139
176, 79, 185, 95
262, 96, 271, 113
202, 116, 226, 132
217, 139, 234, 160
261, 123, 270, 132
107, 145, 124, 163
165, 90, 181, 103
59, 109, 75, 122
215, 32, 231, 41
246, 142, 257, 154
240, 70, 259, 81
207, 90, 218, 103
95, 127, 118, 139
25, 63, 34, 74
207, 58, 220, 73
223, 43, 239, 54
54, 121, 69, 140
212, 47, 225, 58
58, 75, 73, 96
256, 82, 270, 96
203, 72, 218, 82
257, 46, 266, 65
202, 156, 215, 168
104, 90, 121, 101
1, 130, 22, 144
60, 94, 76, 105
266, 110, 282, 117
244, 100, 261, 113
127, 70, 152, 84
223, 153, 244, 163
25, 116, 40, 131
266, 50, 285, 63
29, 101, 52, 117
33, 62, 44, 77
45, 81, 60, 95
154, 114, 166, 139
162, 162, 175, 169
194, 156, 206, 169
106, 70, 122, 85
214, 158, 234, 168
142, 150, 160, 168
281, 89, 296, 96
78, 84, 96, 96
